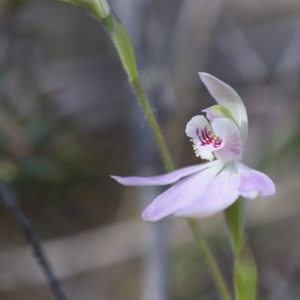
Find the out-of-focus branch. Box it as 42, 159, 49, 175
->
0, 181, 69, 300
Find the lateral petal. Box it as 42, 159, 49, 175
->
142, 162, 225, 221
235, 162, 276, 199
212, 118, 243, 162
175, 163, 240, 218
186, 115, 224, 161
199, 72, 248, 148
185, 115, 212, 140
111, 161, 218, 186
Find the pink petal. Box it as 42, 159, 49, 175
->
185, 115, 212, 140
236, 162, 276, 199
175, 163, 240, 218
212, 118, 243, 162
111, 161, 218, 186
199, 72, 248, 147
142, 162, 225, 221
185, 115, 224, 161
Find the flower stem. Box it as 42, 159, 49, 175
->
187, 219, 231, 300
130, 79, 174, 173
187, 219, 232, 300
224, 197, 244, 256
225, 198, 258, 300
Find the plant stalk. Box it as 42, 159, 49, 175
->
188, 219, 232, 300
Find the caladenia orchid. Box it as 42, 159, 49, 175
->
111, 73, 275, 221
52, 0, 259, 296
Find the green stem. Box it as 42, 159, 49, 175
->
130, 79, 173, 172
188, 219, 232, 300
224, 198, 244, 256
225, 198, 257, 300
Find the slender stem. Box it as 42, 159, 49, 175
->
187, 219, 232, 300
0, 181, 68, 300
225, 198, 258, 300
224, 198, 244, 256
130, 78, 174, 173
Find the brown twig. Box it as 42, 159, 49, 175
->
0, 181, 69, 300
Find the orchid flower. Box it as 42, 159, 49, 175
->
111, 73, 275, 221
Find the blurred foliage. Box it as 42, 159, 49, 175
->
171, 235, 229, 300
1, 0, 27, 10
0, 89, 126, 238
0, 1, 130, 240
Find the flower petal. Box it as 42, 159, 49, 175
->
111, 161, 218, 186
235, 162, 276, 199
186, 115, 224, 161
185, 115, 212, 140
199, 72, 248, 147
212, 118, 243, 162
175, 163, 240, 218
142, 162, 225, 221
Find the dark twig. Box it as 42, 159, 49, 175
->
0, 180, 69, 300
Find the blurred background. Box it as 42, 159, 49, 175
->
0, 0, 300, 299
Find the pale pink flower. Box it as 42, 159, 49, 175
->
111, 73, 275, 221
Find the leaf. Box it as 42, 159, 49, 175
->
234, 243, 257, 300
225, 198, 244, 256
